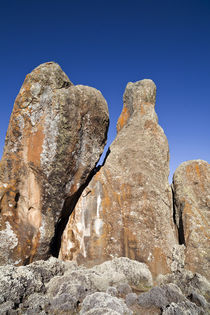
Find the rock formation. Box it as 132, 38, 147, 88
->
172, 160, 210, 280
0, 63, 209, 314
0, 62, 109, 265
59, 79, 178, 278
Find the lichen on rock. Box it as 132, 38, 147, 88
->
59, 79, 178, 279
0, 62, 109, 265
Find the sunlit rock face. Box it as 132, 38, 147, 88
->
172, 160, 210, 280
0, 62, 109, 265
59, 79, 178, 278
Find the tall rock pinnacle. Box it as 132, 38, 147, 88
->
0, 62, 109, 265
59, 79, 178, 278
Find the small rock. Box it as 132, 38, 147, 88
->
126, 293, 138, 306
79, 292, 132, 314
106, 287, 118, 297
92, 257, 153, 290
117, 283, 132, 296
188, 292, 208, 308
137, 283, 185, 308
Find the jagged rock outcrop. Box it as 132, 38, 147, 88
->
172, 160, 210, 280
59, 79, 178, 278
0, 62, 109, 265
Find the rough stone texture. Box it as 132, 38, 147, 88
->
137, 283, 206, 315
161, 301, 205, 315
137, 283, 185, 308
91, 257, 153, 291
172, 160, 210, 279
0, 62, 109, 265
59, 79, 177, 278
125, 293, 138, 306
157, 268, 210, 303
79, 292, 132, 314
0, 257, 209, 314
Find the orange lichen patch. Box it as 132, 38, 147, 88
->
123, 227, 138, 260
29, 230, 41, 263
140, 103, 146, 115
144, 120, 158, 134
186, 163, 202, 181
150, 247, 170, 279
183, 201, 209, 241
195, 163, 201, 177
27, 124, 45, 167
16, 79, 33, 109
117, 107, 130, 133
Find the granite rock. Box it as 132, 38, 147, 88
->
0, 62, 109, 265
59, 79, 177, 278
79, 292, 132, 314
172, 160, 210, 279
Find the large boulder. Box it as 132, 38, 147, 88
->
172, 160, 210, 279
59, 79, 178, 278
0, 62, 109, 265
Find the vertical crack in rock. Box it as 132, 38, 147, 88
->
50, 165, 100, 257
171, 186, 186, 246
50, 147, 111, 257
177, 204, 186, 246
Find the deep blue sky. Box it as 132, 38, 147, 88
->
0, 0, 209, 182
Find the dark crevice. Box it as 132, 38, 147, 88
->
171, 186, 186, 246
171, 186, 177, 226
178, 205, 186, 245
49, 148, 111, 257
101, 147, 110, 166
15, 192, 20, 202
14, 192, 20, 208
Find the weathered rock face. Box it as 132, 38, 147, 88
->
59, 79, 178, 278
172, 160, 210, 279
0, 62, 109, 265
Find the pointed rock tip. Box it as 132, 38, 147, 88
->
124, 79, 156, 105
117, 79, 156, 133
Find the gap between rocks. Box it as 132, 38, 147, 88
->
172, 186, 186, 246
50, 147, 111, 257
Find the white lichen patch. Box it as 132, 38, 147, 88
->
29, 86, 53, 128
147, 252, 153, 262
94, 218, 104, 236
40, 90, 60, 176
30, 82, 41, 97
96, 194, 101, 217
39, 215, 46, 242
76, 222, 83, 233
0, 221, 18, 251
67, 240, 75, 251
17, 114, 25, 131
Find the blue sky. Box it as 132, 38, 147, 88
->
0, 0, 209, 182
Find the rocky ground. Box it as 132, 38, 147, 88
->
0, 256, 209, 314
